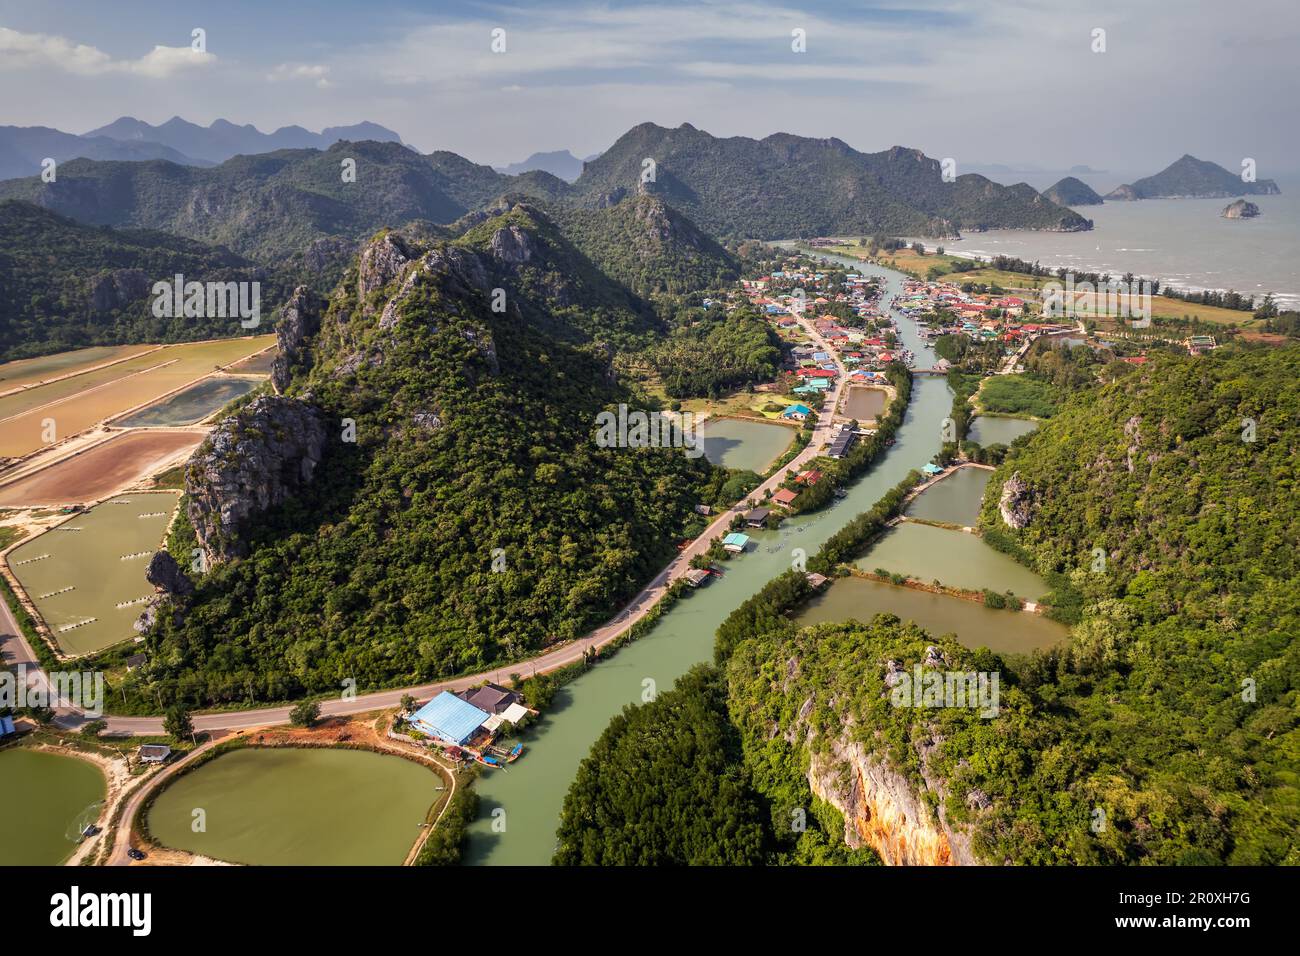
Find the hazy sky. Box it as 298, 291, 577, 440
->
2, 0, 1296, 179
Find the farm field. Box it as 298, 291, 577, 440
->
0, 336, 274, 458
0, 431, 202, 506
7, 491, 179, 656
0, 345, 157, 394
227, 348, 277, 374
115, 375, 261, 427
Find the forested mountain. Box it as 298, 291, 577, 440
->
571, 123, 1091, 238
452, 197, 664, 348
83, 115, 405, 164
0, 140, 567, 262
0, 125, 205, 180
549, 194, 740, 297
561, 347, 1300, 865
1105, 155, 1281, 199
1042, 176, 1104, 206
970, 346, 1299, 862
0, 200, 298, 359
127, 207, 716, 708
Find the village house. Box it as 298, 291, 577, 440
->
772, 488, 799, 508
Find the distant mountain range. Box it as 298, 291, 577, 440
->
0, 122, 1093, 266
0, 117, 407, 181
0, 126, 208, 181
83, 116, 407, 164
496, 150, 586, 182
1105, 155, 1281, 200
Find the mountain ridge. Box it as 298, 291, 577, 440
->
1105, 154, 1281, 200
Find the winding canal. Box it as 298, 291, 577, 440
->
467, 256, 975, 865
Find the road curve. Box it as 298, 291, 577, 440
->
13, 311, 849, 737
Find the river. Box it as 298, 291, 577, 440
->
466, 255, 957, 865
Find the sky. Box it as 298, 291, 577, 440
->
1, 0, 1297, 180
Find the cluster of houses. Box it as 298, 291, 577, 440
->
891, 278, 1075, 351
741, 260, 909, 397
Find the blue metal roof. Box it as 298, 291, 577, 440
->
410, 692, 490, 745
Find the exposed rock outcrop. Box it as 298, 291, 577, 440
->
271, 285, 324, 393
134, 550, 195, 634
1221, 199, 1261, 219
489, 223, 537, 265
807, 735, 980, 866
357, 232, 416, 311
185, 395, 327, 564
87, 268, 150, 312
998, 471, 1036, 529
145, 551, 194, 597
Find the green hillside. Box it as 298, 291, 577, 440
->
125, 207, 717, 709
0, 200, 295, 359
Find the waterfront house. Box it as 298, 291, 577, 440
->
457, 682, 522, 716
685, 568, 712, 588
722, 532, 750, 553
795, 469, 822, 486
410, 692, 492, 746
744, 506, 772, 528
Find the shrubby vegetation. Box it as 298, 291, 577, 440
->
977, 374, 1059, 418
415, 788, 479, 866
553, 665, 767, 865
648, 303, 781, 398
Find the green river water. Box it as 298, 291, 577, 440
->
0, 748, 105, 865
464, 256, 1066, 865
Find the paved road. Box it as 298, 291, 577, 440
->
10, 311, 849, 737
106, 734, 229, 866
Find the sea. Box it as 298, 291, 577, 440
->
918, 172, 1300, 310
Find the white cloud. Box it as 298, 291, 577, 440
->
0, 26, 215, 78
268, 63, 331, 88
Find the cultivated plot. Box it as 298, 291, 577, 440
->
0, 345, 156, 394
0, 336, 274, 458
114, 375, 261, 427
7, 491, 179, 656
0, 431, 202, 506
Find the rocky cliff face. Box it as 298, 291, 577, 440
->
998, 470, 1037, 529
185, 395, 327, 564
271, 285, 324, 393
87, 268, 150, 312
807, 736, 980, 865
